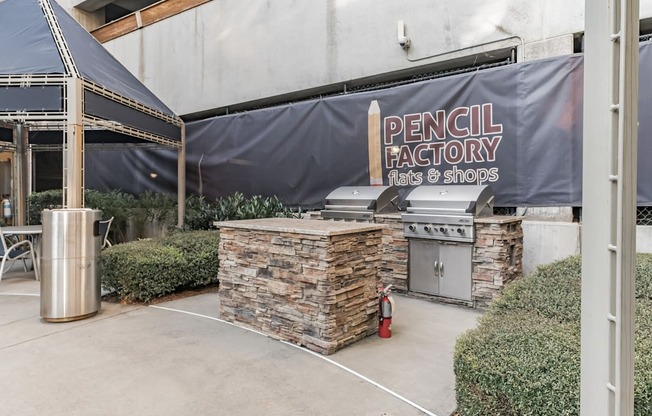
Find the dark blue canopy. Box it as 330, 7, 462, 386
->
0, 0, 181, 144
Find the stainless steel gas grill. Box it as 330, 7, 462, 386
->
402, 185, 494, 301
322, 186, 399, 221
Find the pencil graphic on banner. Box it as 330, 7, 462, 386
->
368, 100, 382, 186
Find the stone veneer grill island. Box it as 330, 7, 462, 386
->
375, 214, 523, 308
216, 218, 384, 355
309, 212, 523, 307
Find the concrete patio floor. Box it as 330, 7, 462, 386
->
0, 273, 481, 416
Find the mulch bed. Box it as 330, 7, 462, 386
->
101, 282, 220, 305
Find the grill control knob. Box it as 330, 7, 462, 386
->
439, 227, 446, 233
424, 225, 432, 232
457, 228, 465, 234
408, 224, 416, 232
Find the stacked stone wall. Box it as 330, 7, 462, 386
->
308, 212, 409, 292
374, 215, 408, 292
472, 218, 524, 308
218, 225, 382, 355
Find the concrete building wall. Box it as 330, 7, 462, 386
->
95, 0, 595, 116
522, 221, 581, 275
61, 0, 652, 116
522, 223, 652, 276
637, 226, 652, 254
58, 0, 105, 30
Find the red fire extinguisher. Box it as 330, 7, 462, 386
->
379, 284, 394, 338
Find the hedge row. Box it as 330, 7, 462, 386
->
100, 230, 220, 302
454, 254, 652, 415
28, 190, 300, 241
28, 189, 176, 243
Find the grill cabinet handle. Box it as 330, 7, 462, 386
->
434, 261, 439, 275
439, 262, 444, 277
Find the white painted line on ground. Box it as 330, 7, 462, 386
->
0, 292, 39, 297
149, 304, 439, 416
279, 339, 439, 416
149, 305, 269, 338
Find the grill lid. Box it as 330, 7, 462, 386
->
405, 185, 494, 217
324, 185, 398, 214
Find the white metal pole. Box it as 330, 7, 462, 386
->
12, 123, 28, 225
581, 1, 638, 415
177, 124, 186, 228
65, 77, 84, 209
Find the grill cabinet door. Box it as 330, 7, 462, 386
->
438, 244, 472, 301
408, 240, 440, 295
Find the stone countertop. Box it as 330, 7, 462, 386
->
214, 218, 385, 236
374, 213, 402, 219
303, 211, 402, 220
474, 215, 525, 224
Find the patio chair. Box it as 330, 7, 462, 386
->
0, 227, 39, 283
98, 217, 114, 249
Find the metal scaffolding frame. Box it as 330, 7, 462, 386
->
0, 0, 185, 226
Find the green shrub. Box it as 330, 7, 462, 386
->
85, 189, 137, 243
489, 256, 581, 324
184, 195, 219, 230
28, 189, 137, 238
636, 300, 652, 415
28, 189, 298, 235
636, 254, 652, 301
161, 230, 220, 287
214, 192, 298, 222
455, 254, 652, 415
100, 240, 187, 302
455, 314, 580, 416
134, 190, 177, 223
27, 189, 63, 224
100, 230, 220, 302
29, 189, 176, 242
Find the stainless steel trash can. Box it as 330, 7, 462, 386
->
40, 209, 102, 322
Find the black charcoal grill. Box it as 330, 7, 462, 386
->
322, 186, 399, 221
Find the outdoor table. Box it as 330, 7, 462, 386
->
3, 225, 43, 236
3, 225, 43, 269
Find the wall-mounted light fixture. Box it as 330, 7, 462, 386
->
397, 20, 411, 50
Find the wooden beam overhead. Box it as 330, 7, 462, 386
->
91, 0, 212, 43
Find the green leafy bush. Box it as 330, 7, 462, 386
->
133, 190, 177, 223
29, 189, 298, 236
185, 192, 300, 229
28, 189, 175, 242
85, 189, 137, 243
489, 255, 581, 324
455, 314, 580, 416
161, 230, 220, 287
455, 254, 652, 415
184, 195, 219, 230
100, 230, 220, 302
213, 192, 299, 222
27, 189, 64, 224
100, 240, 186, 302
